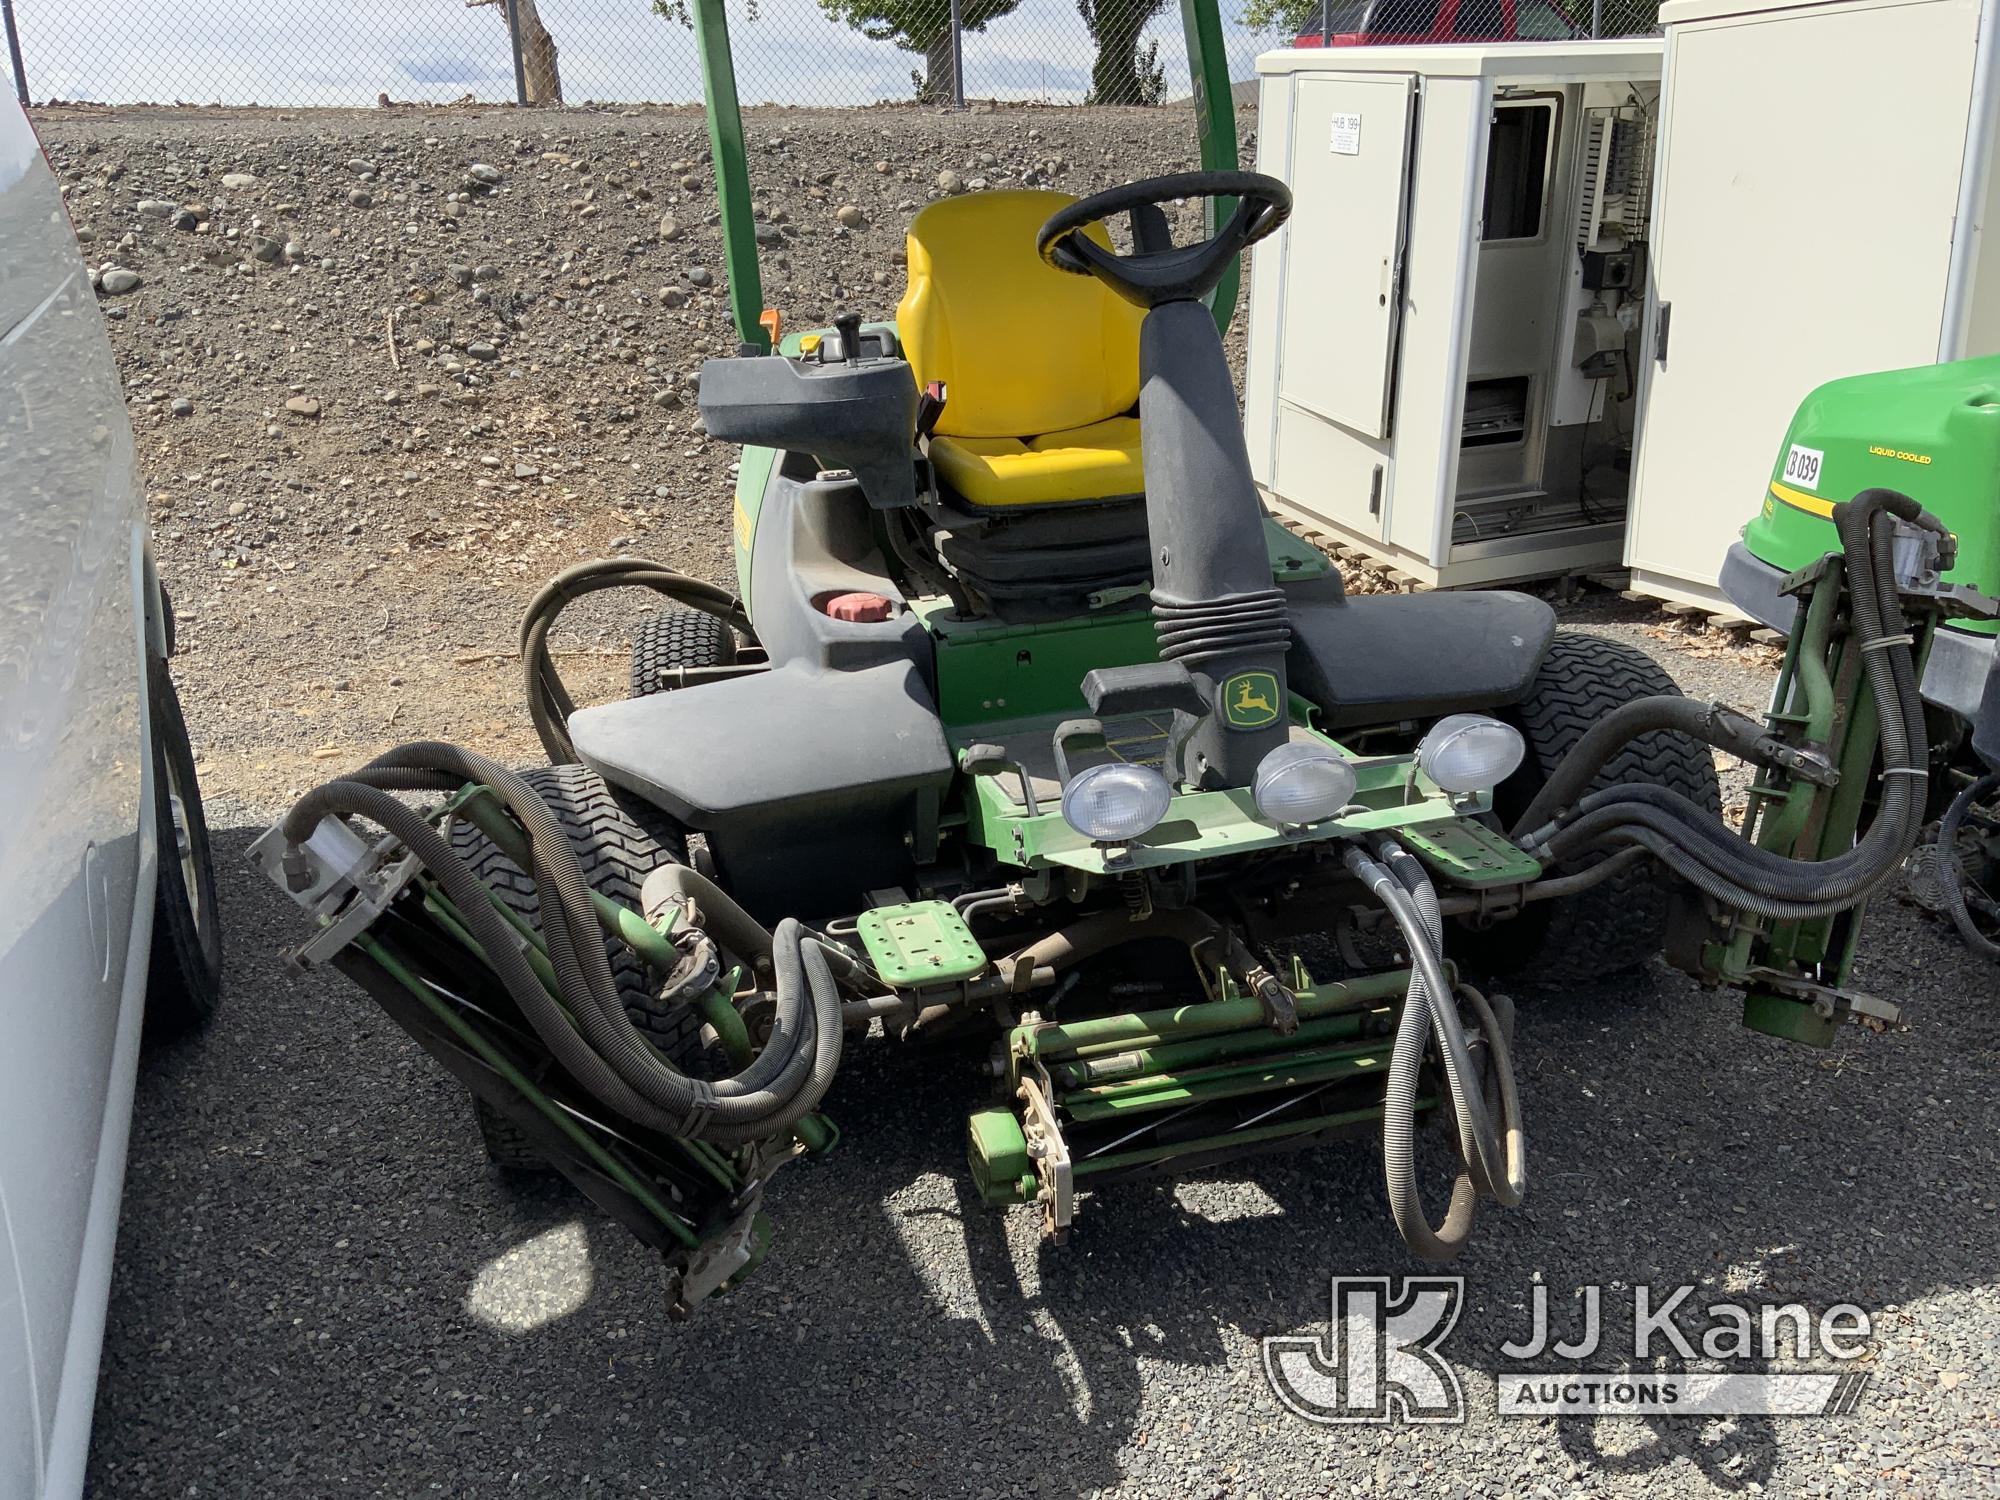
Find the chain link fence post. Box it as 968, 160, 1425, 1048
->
1, 0, 28, 107
948, 0, 966, 109
504, 0, 530, 104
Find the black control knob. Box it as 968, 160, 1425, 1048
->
833, 310, 864, 365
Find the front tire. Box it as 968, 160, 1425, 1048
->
1457, 630, 1722, 983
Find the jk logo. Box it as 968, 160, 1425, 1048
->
1263, 1277, 1466, 1425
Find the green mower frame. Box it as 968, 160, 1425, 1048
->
253, 26, 1974, 1312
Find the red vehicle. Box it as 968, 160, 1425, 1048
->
1293, 0, 1583, 46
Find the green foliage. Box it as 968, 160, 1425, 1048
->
1077, 0, 1168, 104
818, 0, 1025, 100
651, 0, 761, 27
1238, 0, 1319, 34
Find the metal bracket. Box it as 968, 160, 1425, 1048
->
1884, 519, 1998, 618
1707, 701, 1841, 788
1017, 1058, 1074, 1241
1744, 967, 1903, 1028
247, 817, 424, 971
664, 1189, 765, 1318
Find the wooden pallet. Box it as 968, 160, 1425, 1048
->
1278, 518, 1430, 594
1279, 518, 1783, 652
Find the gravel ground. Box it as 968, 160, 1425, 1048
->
33, 105, 2000, 1499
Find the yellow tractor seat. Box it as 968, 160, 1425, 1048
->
897, 190, 1146, 508
928, 416, 1144, 509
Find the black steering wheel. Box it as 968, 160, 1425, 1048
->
1035, 170, 1292, 309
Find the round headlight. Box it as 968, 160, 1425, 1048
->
1417, 713, 1526, 794
1253, 743, 1358, 826
1060, 763, 1174, 843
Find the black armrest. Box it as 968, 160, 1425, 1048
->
1081, 662, 1205, 718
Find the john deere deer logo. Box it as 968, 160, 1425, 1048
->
1223, 671, 1281, 730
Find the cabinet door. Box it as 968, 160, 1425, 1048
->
1277, 72, 1418, 441
1628, 0, 1978, 592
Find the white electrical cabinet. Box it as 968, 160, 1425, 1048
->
1624, 0, 2000, 611
1246, 41, 1665, 588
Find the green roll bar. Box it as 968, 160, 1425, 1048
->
687, 0, 1244, 353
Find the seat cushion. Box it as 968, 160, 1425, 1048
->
932, 416, 1145, 508
897, 190, 1144, 440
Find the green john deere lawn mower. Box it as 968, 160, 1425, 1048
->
1721, 353, 2000, 965
249, 0, 1980, 1312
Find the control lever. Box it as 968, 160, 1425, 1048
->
834, 310, 864, 365
960, 742, 1041, 817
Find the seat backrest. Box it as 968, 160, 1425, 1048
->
896, 190, 1145, 441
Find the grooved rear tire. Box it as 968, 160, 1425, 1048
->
470, 1100, 548, 1173
448, 763, 703, 1171
631, 605, 735, 697
1457, 630, 1723, 983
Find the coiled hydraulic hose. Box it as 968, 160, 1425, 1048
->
284, 740, 842, 1146
1938, 771, 2000, 963
520, 558, 752, 764
1345, 839, 1525, 1262
1514, 491, 1941, 921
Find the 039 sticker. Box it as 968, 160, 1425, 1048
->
1783, 443, 1825, 490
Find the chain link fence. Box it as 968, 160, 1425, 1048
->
1, 0, 1659, 110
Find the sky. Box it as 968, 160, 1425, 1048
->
10, 0, 1288, 108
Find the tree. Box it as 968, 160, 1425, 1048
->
817, 0, 1024, 103
1078, 0, 1168, 105
469, 0, 562, 103
1238, 0, 1320, 35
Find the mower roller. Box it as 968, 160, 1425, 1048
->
248, 4, 1973, 1308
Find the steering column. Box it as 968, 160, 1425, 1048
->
1038, 172, 1295, 789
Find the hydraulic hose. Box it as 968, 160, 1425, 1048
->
1511, 696, 1820, 844
642, 862, 778, 966
641, 861, 879, 995
1514, 491, 1936, 922
284, 740, 841, 1145
1348, 845, 1518, 1202
519, 558, 751, 764
285, 777, 701, 1140
1345, 841, 1525, 1262
1367, 844, 1477, 1261
1378, 839, 1525, 1210
1938, 771, 2000, 963
398, 742, 836, 1135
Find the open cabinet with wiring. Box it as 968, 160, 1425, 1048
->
1244, 41, 1663, 588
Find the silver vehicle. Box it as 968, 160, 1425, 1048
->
0, 98, 222, 1498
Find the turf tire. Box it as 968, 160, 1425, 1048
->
630, 605, 735, 698
1456, 630, 1723, 983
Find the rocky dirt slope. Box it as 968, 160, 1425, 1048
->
35, 101, 1234, 809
